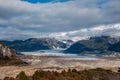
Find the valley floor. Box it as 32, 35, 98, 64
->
0, 56, 120, 79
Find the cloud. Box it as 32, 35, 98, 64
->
0, 0, 120, 40
49, 24, 120, 41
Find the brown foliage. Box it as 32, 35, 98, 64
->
3, 68, 120, 80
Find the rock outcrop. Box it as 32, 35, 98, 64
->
0, 41, 25, 66
0, 41, 16, 59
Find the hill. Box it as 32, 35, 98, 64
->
0, 41, 25, 66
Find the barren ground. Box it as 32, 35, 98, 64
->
0, 56, 120, 79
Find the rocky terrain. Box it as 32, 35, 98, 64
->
0, 41, 25, 66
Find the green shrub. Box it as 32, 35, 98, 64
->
16, 71, 29, 80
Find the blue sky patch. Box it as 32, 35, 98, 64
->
21, 0, 71, 3
97, 0, 108, 9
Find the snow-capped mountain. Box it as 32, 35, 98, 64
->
2, 38, 68, 52
49, 24, 120, 41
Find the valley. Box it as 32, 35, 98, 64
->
0, 36, 120, 79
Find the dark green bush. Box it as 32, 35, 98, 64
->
16, 71, 29, 80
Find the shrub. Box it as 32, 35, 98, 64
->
16, 71, 29, 80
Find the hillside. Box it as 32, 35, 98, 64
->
0, 41, 25, 66
65, 36, 111, 53
65, 41, 92, 53
65, 36, 120, 54
108, 41, 120, 52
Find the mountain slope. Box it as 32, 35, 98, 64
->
65, 41, 92, 53
65, 36, 117, 53
0, 41, 25, 66
2, 38, 67, 52
108, 41, 120, 52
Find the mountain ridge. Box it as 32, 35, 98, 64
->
2, 38, 69, 52
65, 36, 120, 54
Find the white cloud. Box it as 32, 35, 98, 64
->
0, 0, 120, 40
48, 24, 120, 41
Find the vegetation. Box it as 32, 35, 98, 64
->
16, 71, 29, 80
3, 68, 120, 80
0, 57, 26, 66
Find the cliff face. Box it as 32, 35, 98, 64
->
0, 41, 25, 66
0, 42, 16, 59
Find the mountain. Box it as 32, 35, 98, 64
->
65, 36, 120, 53
108, 41, 120, 52
90, 36, 120, 44
65, 41, 92, 53
0, 41, 25, 66
58, 39, 74, 47
2, 38, 68, 52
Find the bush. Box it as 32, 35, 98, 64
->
32, 70, 47, 80
11, 68, 120, 80
16, 71, 29, 80
4, 77, 16, 80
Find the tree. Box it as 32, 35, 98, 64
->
16, 71, 29, 80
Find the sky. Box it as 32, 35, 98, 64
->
0, 0, 120, 40
22, 0, 71, 3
